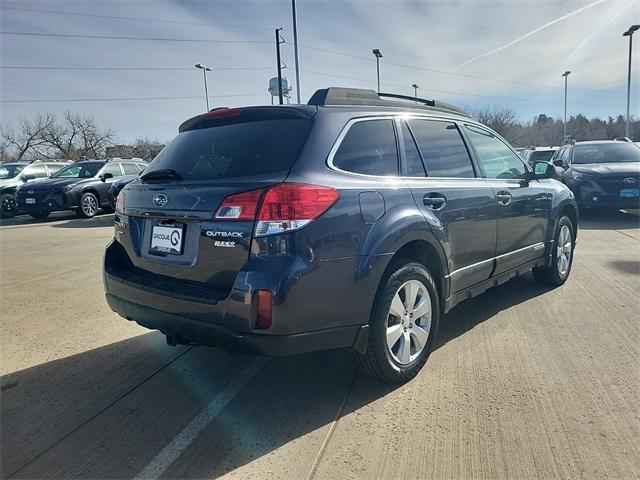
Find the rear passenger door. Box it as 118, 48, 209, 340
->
463, 124, 550, 275
400, 118, 498, 294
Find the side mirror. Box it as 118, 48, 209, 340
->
21, 174, 36, 182
534, 161, 555, 179
100, 172, 114, 182
552, 159, 564, 168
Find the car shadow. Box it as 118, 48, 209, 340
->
578, 208, 639, 231
51, 213, 114, 229
1, 274, 554, 478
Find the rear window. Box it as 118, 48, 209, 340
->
573, 143, 640, 164
529, 151, 556, 162
144, 119, 311, 180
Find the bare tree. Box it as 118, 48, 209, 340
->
43, 112, 116, 160
132, 137, 165, 161
0, 114, 56, 160
468, 106, 518, 139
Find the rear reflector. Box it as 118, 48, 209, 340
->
256, 290, 272, 329
214, 189, 263, 221
255, 183, 339, 236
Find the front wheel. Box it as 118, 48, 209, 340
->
533, 215, 574, 286
354, 260, 440, 383
0, 193, 17, 218
77, 192, 99, 218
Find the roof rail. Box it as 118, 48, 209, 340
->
307, 87, 468, 116
614, 136, 632, 142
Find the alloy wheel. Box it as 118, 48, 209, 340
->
556, 224, 572, 275
82, 195, 98, 216
386, 279, 432, 365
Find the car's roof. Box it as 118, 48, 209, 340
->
529, 147, 558, 151
574, 140, 631, 145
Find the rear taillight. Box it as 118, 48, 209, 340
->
115, 191, 125, 214
214, 189, 263, 221
255, 183, 339, 237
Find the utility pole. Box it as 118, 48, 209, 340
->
194, 63, 213, 111
412, 83, 419, 102
291, 0, 301, 103
372, 49, 383, 93
623, 25, 639, 138
275, 28, 284, 105
562, 71, 571, 141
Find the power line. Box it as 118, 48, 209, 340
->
0, 6, 273, 30
0, 94, 266, 103
301, 70, 627, 107
297, 43, 618, 93
0, 31, 271, 43
0, 66, 273, 71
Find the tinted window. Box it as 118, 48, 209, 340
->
573, 143, 640, 164
27, 164, 48, 178
464, 125, 525, 179
52, 162, 103, 178
0, 164, 24, 179
333, 120, 398, 176
529, 151, 555, 163
401, 122, 425, 177
146, 119, 311, 180
103, 163, 123, 177
122, 163, 139, 175
409, 120, 475, 178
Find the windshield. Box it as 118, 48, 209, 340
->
0, 164, 25, 179
529, 151, 555, 162
144, 118, 311, 181
51, 162, 103, 179
573, 143, 640, 164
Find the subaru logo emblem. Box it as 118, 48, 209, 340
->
152, 193, 168, 207
622, 177, 637, 185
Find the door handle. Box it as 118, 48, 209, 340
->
496, 191, 512, 205
423, 194, 446, 209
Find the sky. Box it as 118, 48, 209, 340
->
1, 0, 639, 143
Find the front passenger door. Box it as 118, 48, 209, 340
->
463, 124, 550, 275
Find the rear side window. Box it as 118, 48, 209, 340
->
409, 120, 475, 178
145, 119, 311, 180
332, 119, 398, 176
122, 163, 139, 175
27, 164, 48, 178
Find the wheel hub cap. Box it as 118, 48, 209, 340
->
556, 225, 572, 276
386, 279, 432, 365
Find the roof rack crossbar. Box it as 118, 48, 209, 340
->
377, 92, 435, 107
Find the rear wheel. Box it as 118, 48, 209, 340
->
78, 192, 99, 218
0, 193, 17, 218
533, 215, 574, 286
29, 210, 50, 219
354, 260, 440, 383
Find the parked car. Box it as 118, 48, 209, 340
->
0, 161, 70, 218
551, 140, 640, 210
103, 87, 578, 383
16, 159, 147, 219
108, 169, 146, 208
521, 146, 558, 167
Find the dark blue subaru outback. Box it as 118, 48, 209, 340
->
104, 88, 578, 383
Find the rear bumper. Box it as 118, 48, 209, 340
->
105, 292, 365, 356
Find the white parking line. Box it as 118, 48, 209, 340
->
133, 356, 269, 480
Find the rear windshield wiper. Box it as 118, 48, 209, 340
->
140, 168, 183, 182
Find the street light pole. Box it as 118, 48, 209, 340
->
291, 0, 301, 103
411, 83, 419, 102
623, 25, 639, 138
562, 70, 571, 141
372, 49, 383, 93
194, 63, 213, 111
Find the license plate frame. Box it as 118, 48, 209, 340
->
619, 188, 639, 199
150, 224, 185, 255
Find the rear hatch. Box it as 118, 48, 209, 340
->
117, 106, 315, 292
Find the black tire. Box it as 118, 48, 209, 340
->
29, 211, 50, 219
533, 215, 574, 286
354, 260, 440, 383
0, 193, 17, 219
77, 192, 99, 218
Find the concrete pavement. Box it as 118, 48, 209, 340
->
1, 210, 639, 479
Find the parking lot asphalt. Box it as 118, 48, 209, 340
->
1, 210, 639, 479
